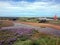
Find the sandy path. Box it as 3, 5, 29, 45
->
16, 22, 60, 30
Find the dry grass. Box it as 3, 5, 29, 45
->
0, 20, 14, 27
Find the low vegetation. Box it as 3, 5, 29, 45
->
0, 30, 17, 45
13, 33, 60, 45
49, 20, 60, 25
0, 17, 60, 45
0, 28, 60, 45
18, 17, 38, 23
18, 17, 60, 25
0, 20, 14, 28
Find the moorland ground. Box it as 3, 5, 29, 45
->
0, 19, 60, 45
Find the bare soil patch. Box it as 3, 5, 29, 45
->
17, 21, 60, 30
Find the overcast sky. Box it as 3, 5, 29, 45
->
0, 0, 60, 17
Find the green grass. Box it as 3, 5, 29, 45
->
12, 29, 60, 45
13, 37, 60, 45
13, 40, 32, 45
13, 33, 60, 45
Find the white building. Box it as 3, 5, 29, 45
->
38, 17, 53, 23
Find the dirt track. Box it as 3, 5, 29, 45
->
17, 22, 60, 30
1, 21, 60, 36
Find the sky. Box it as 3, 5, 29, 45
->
0, 0, 60, 17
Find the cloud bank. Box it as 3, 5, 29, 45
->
0, 0, 60, 17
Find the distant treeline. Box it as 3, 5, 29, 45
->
0, 17, 19, 20
0, 17, 60, 20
